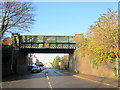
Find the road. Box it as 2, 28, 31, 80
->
2, 68, 116, 89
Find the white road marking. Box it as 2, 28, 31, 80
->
48, 81, 52, 89
47, 76, 49, 80
46, 73, 48, 76
46, 73, 52, 90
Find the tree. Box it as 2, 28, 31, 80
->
77, 34, 88, 56
86, 9, 119, 64
0, 1, 34, 38
52, 56, 61, 68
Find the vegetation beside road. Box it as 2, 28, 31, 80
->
78, 9, 119, 77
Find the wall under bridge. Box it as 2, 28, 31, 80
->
2, 48, 14, 76
2, 48, 28, 76
14, 49, 28, 74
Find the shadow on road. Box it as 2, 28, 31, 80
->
2, 69, 77, 82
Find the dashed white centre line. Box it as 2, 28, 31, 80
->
47, 76, 49, 80
48, 81, 52, 89
46, 73, 52, 90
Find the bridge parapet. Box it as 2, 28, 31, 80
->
19, 35, 76, 49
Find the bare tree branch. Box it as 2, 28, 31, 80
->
0, 1, 35, 38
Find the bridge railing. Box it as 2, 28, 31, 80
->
19, 35, 76, 49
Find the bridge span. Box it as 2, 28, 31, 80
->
11, 33, 82, 74
18, 35, 76, 53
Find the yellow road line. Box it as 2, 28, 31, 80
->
73, 75, 118, 88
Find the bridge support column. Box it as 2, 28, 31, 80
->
69, 51, 79, 73
69, 52, 76, 71
15, 49, 28, 74
68, 34, 84, 72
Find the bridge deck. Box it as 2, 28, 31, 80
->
19, 35, 76, 49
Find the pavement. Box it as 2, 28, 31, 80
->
58, 69, 119, 88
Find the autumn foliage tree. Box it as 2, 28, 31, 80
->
0, 1, 34, 38
78, 9, 119, 66
86, 9, 119, 65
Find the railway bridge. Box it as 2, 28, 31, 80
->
11, 33, 82, 73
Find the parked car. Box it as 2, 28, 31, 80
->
39, 66, 45, 70
31, 66, 41, 73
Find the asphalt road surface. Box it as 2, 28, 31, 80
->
2, 68, 117, 89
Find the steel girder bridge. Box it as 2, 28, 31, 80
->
19, 35, 76, 50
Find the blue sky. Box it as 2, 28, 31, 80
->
22, 2, 117, 63
21, 2, 118, 36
